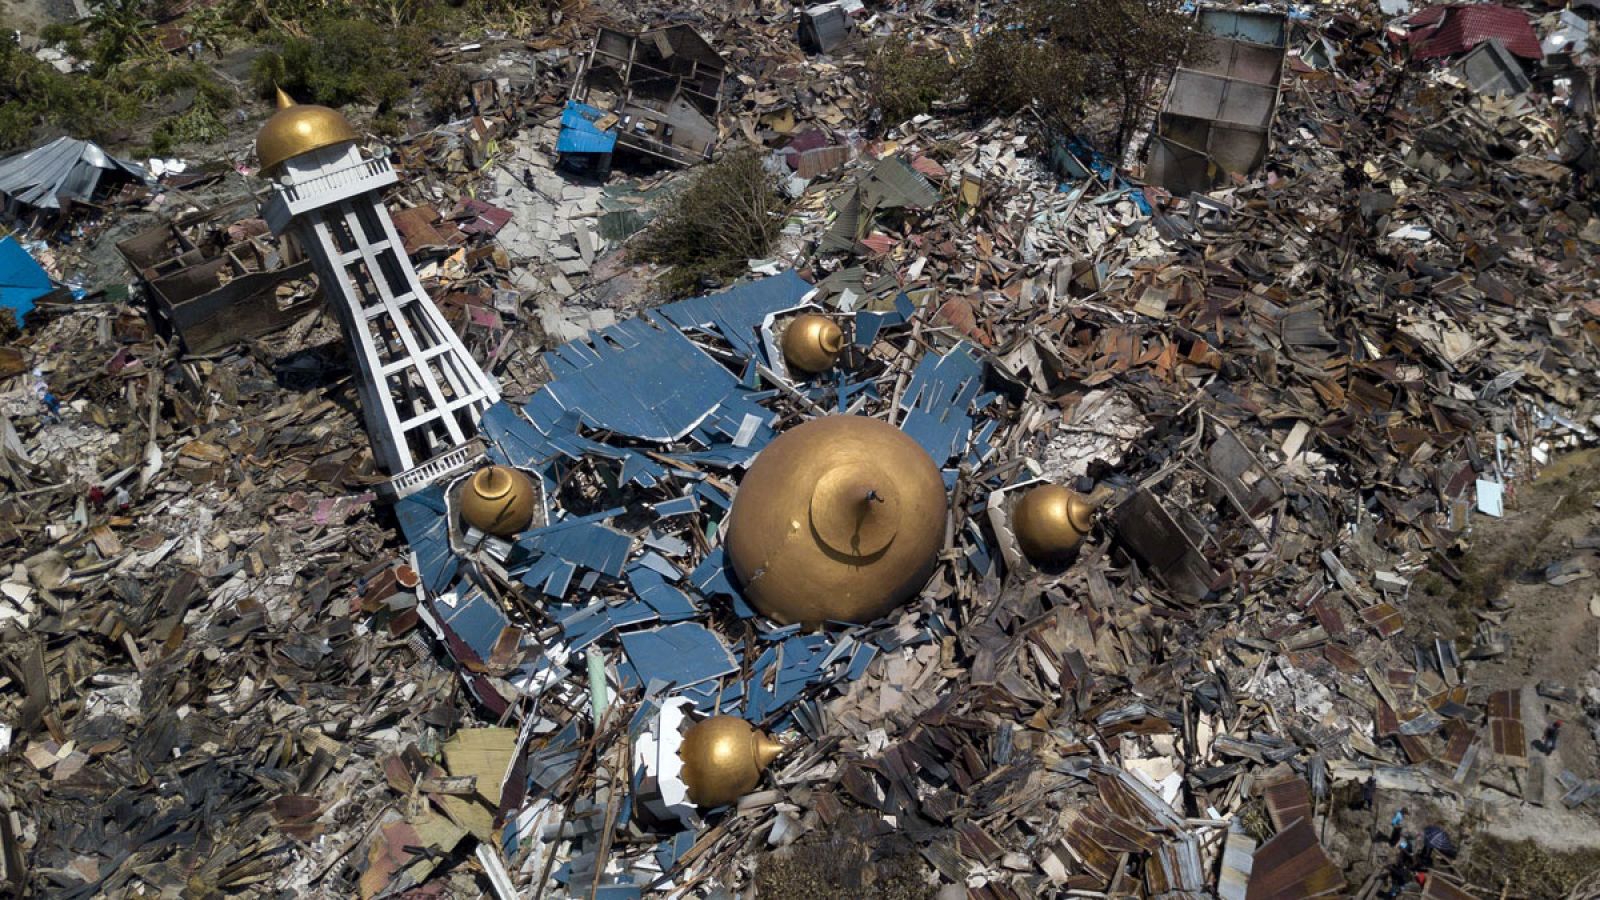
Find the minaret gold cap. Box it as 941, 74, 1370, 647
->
1011, 483, 1096, 565
255, 88, 359, 173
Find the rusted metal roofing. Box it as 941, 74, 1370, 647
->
1406, 5, 1542, 61
1246, 818, 1346, 899
1261, 773, 1313, 832
1487, 688, 1528, 766
1360, 602, 1405, 637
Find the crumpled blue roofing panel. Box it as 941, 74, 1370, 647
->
395, 482, 457, 593
899, 343, 985, 464
553, 596, 660, 650
853, 292, 917, 346
435, 582, 513, 664
479, 401, 556, 470
650, 270, 814, 363
628, 565, 699, 622
517, 518, 634, 579
541, 316, 738, 442
556, 100, 619, 155
508, 395, 665, 486
617, 622, 737, 693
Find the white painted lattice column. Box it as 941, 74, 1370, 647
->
262, 142, 499, 482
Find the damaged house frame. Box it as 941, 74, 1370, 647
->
1148, 8, 1288, 196
115, 198, 319, 354
565, 24, 727, 169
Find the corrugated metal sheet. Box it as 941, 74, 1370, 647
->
860, 156, 939, 210
1407, 4, 1542, 60
542, 316, 737, 441
0, 136, 147, 211
1246, 818, 1345, 899
649, 269, 813, 363
898, 344, 984, 464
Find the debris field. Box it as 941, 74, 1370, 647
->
2, 1, 1600, 899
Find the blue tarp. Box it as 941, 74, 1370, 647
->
557, 101, 620, 156
0, 237, 54, 322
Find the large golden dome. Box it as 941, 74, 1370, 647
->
725, 415, 946, 627
255, 88, 359, 173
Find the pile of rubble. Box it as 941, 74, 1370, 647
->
3, 0, 1600, 898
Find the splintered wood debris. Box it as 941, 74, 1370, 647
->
2, 0, 1600, 897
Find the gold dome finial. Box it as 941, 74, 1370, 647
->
1011, 483, 1096, 566
459, 465, 538, 537
679, 716, 785, 808
726, 415, 946, 627
782, 314, 845, 374
255, 89, 359, 172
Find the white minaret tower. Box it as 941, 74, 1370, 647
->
257, 89, 499, 492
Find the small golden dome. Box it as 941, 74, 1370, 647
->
726, 415, 946, 627
459, 466, 538, 537
1011, 483, 1095, 566
255, 87, 359, 173
679, 716, 784, 808
782, 313, 845, 374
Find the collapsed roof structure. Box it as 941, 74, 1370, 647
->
0, 137, 148, 228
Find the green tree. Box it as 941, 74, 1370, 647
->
865, 36, 957, 128
956, 0, 1195, 153
635, 149, 787, 298
82, 0, 155, 75
252, 18, 423, 110
1033, 0, 1195, 153
962, 26, 1087, 133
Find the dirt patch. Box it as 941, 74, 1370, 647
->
751, 813, 936, 900
1446, 449, 1600, 610
1457, 833, 1600, 900
1324, 784, 1600, 898
1407, 449, 1600, 783
1326, 451, 1600, 895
